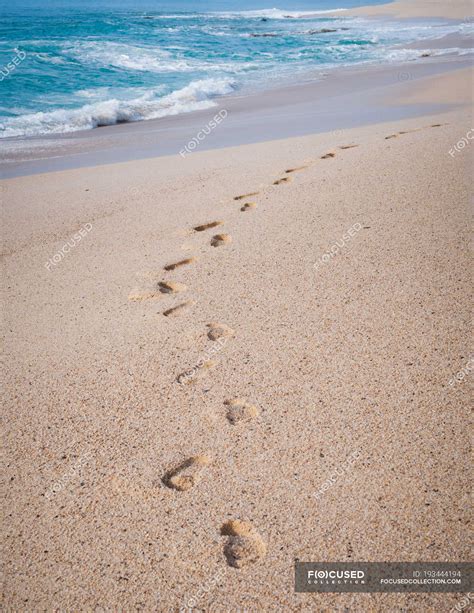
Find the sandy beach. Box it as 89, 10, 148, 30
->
329, 0, 474, 19
1, 1, 473, 610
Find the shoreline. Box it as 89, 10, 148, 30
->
1, 35, 472, 179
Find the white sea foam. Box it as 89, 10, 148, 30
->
0, 78, 235, 138
34, 52, 68, 65
210, 8, 347, 19
62, 41, 255, 73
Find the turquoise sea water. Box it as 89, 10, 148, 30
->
0, 1, 471, 138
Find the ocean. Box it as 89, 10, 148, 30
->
0, 0, 471, 138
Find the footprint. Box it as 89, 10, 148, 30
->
128, 290, 161, 301
224, 399, 259, 424
194, 221, 224, 232
159, 281, 187, 294
164, 257, 196, 271
207, 322, 234, 341
321, 152, 336, 159
163, 300, 195, 317
234, 192, 259, 201
240, 202, 257, 212
285, 165, 308, 173
431, 124, 443, 128
211, 234, 232, 247
385, 134, 398, 140
273, 176, 292, 185
163, 455, 211, 491
177, 359, 217, 384
339, 144, 359, 150
221, 520, 267, 568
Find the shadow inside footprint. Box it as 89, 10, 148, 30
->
234, 192, 259, 201
285, 165, 308, 173
207, 322, 234, 341
164, 257, 196, 271
194, 221, 224, 232
211, 234, 232, 247
241, 202, 257, 212
321, 152, 336, 159
224, 399, 259, 424
221, 520, 266, 568
163, 300, 195, 317
273, 177, 292, 185
159, 281, 187, 294
163, 455, 211, 491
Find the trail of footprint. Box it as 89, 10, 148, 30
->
163, 455, 211, 491
194, 221, 224, 232
164, 257, 196, 271
386, 128, 421, 139
163, 300, 195, 317
207, 323, 235, 341
339, 144, 359, 150
234, 192, 260, 201
159, 281, 187, 294
240, 203, 257, 212
221, 520, 267, 568
273, 177, 293, 185
224, 399, 259, 425
211, 234, 232, 247
321, 152, 336, 159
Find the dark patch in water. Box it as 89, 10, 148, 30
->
250, 33, 278, 38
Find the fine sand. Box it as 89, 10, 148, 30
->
1, 63, 473, 613
330, 0, 474, 19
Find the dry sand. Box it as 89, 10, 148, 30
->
331, 0, 474, 19
1, 64, 473, 612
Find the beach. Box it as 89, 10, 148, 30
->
330, 0, 474, 19
1, 1, 473, 611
